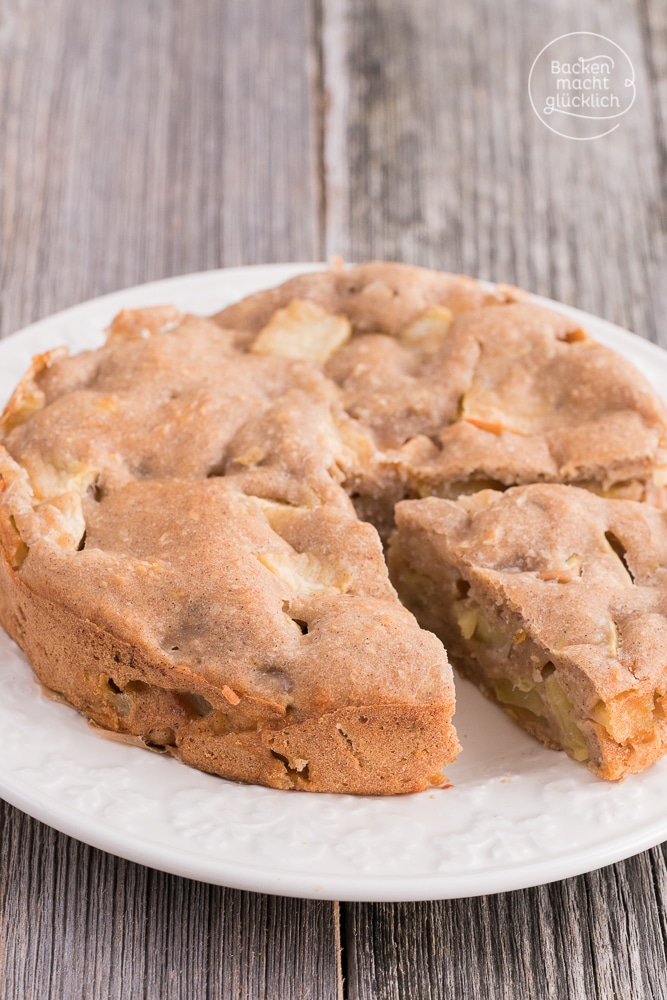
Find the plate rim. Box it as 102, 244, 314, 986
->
2, 261, 667, 902
3, 756, 667, 901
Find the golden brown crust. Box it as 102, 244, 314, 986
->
213, 261, 516, 336
0, 542, 456, 794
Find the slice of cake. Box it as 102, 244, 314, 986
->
389, 484, 667, 779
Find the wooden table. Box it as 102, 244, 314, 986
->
1, 0, 667, 996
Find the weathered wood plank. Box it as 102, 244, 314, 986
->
344, 849, 667, 1000
0, 0, 339, 997
0, 0, 321, 339
326, 0, 667, 996
0, 803, 340, 1000
323, 0, 667, 346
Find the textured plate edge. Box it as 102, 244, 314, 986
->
0, 263, 326, 348
3, 763, 667, 902
1, 263, 667, 900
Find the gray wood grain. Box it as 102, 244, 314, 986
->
0, 802, 340, 1000
323, 0, 667, 347
0, 0, 320, 338
0, 0, 340, 998
343, 850, 667, 999
323, 0, 667, 997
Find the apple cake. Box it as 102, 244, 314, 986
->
1, 261, 667, 790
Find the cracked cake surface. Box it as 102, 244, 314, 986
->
217, 263, 667, 538
2, 261, 667, 789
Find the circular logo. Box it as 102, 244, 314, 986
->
528, 32, 636, 140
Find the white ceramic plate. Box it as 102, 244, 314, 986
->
2, 263, 667, 902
